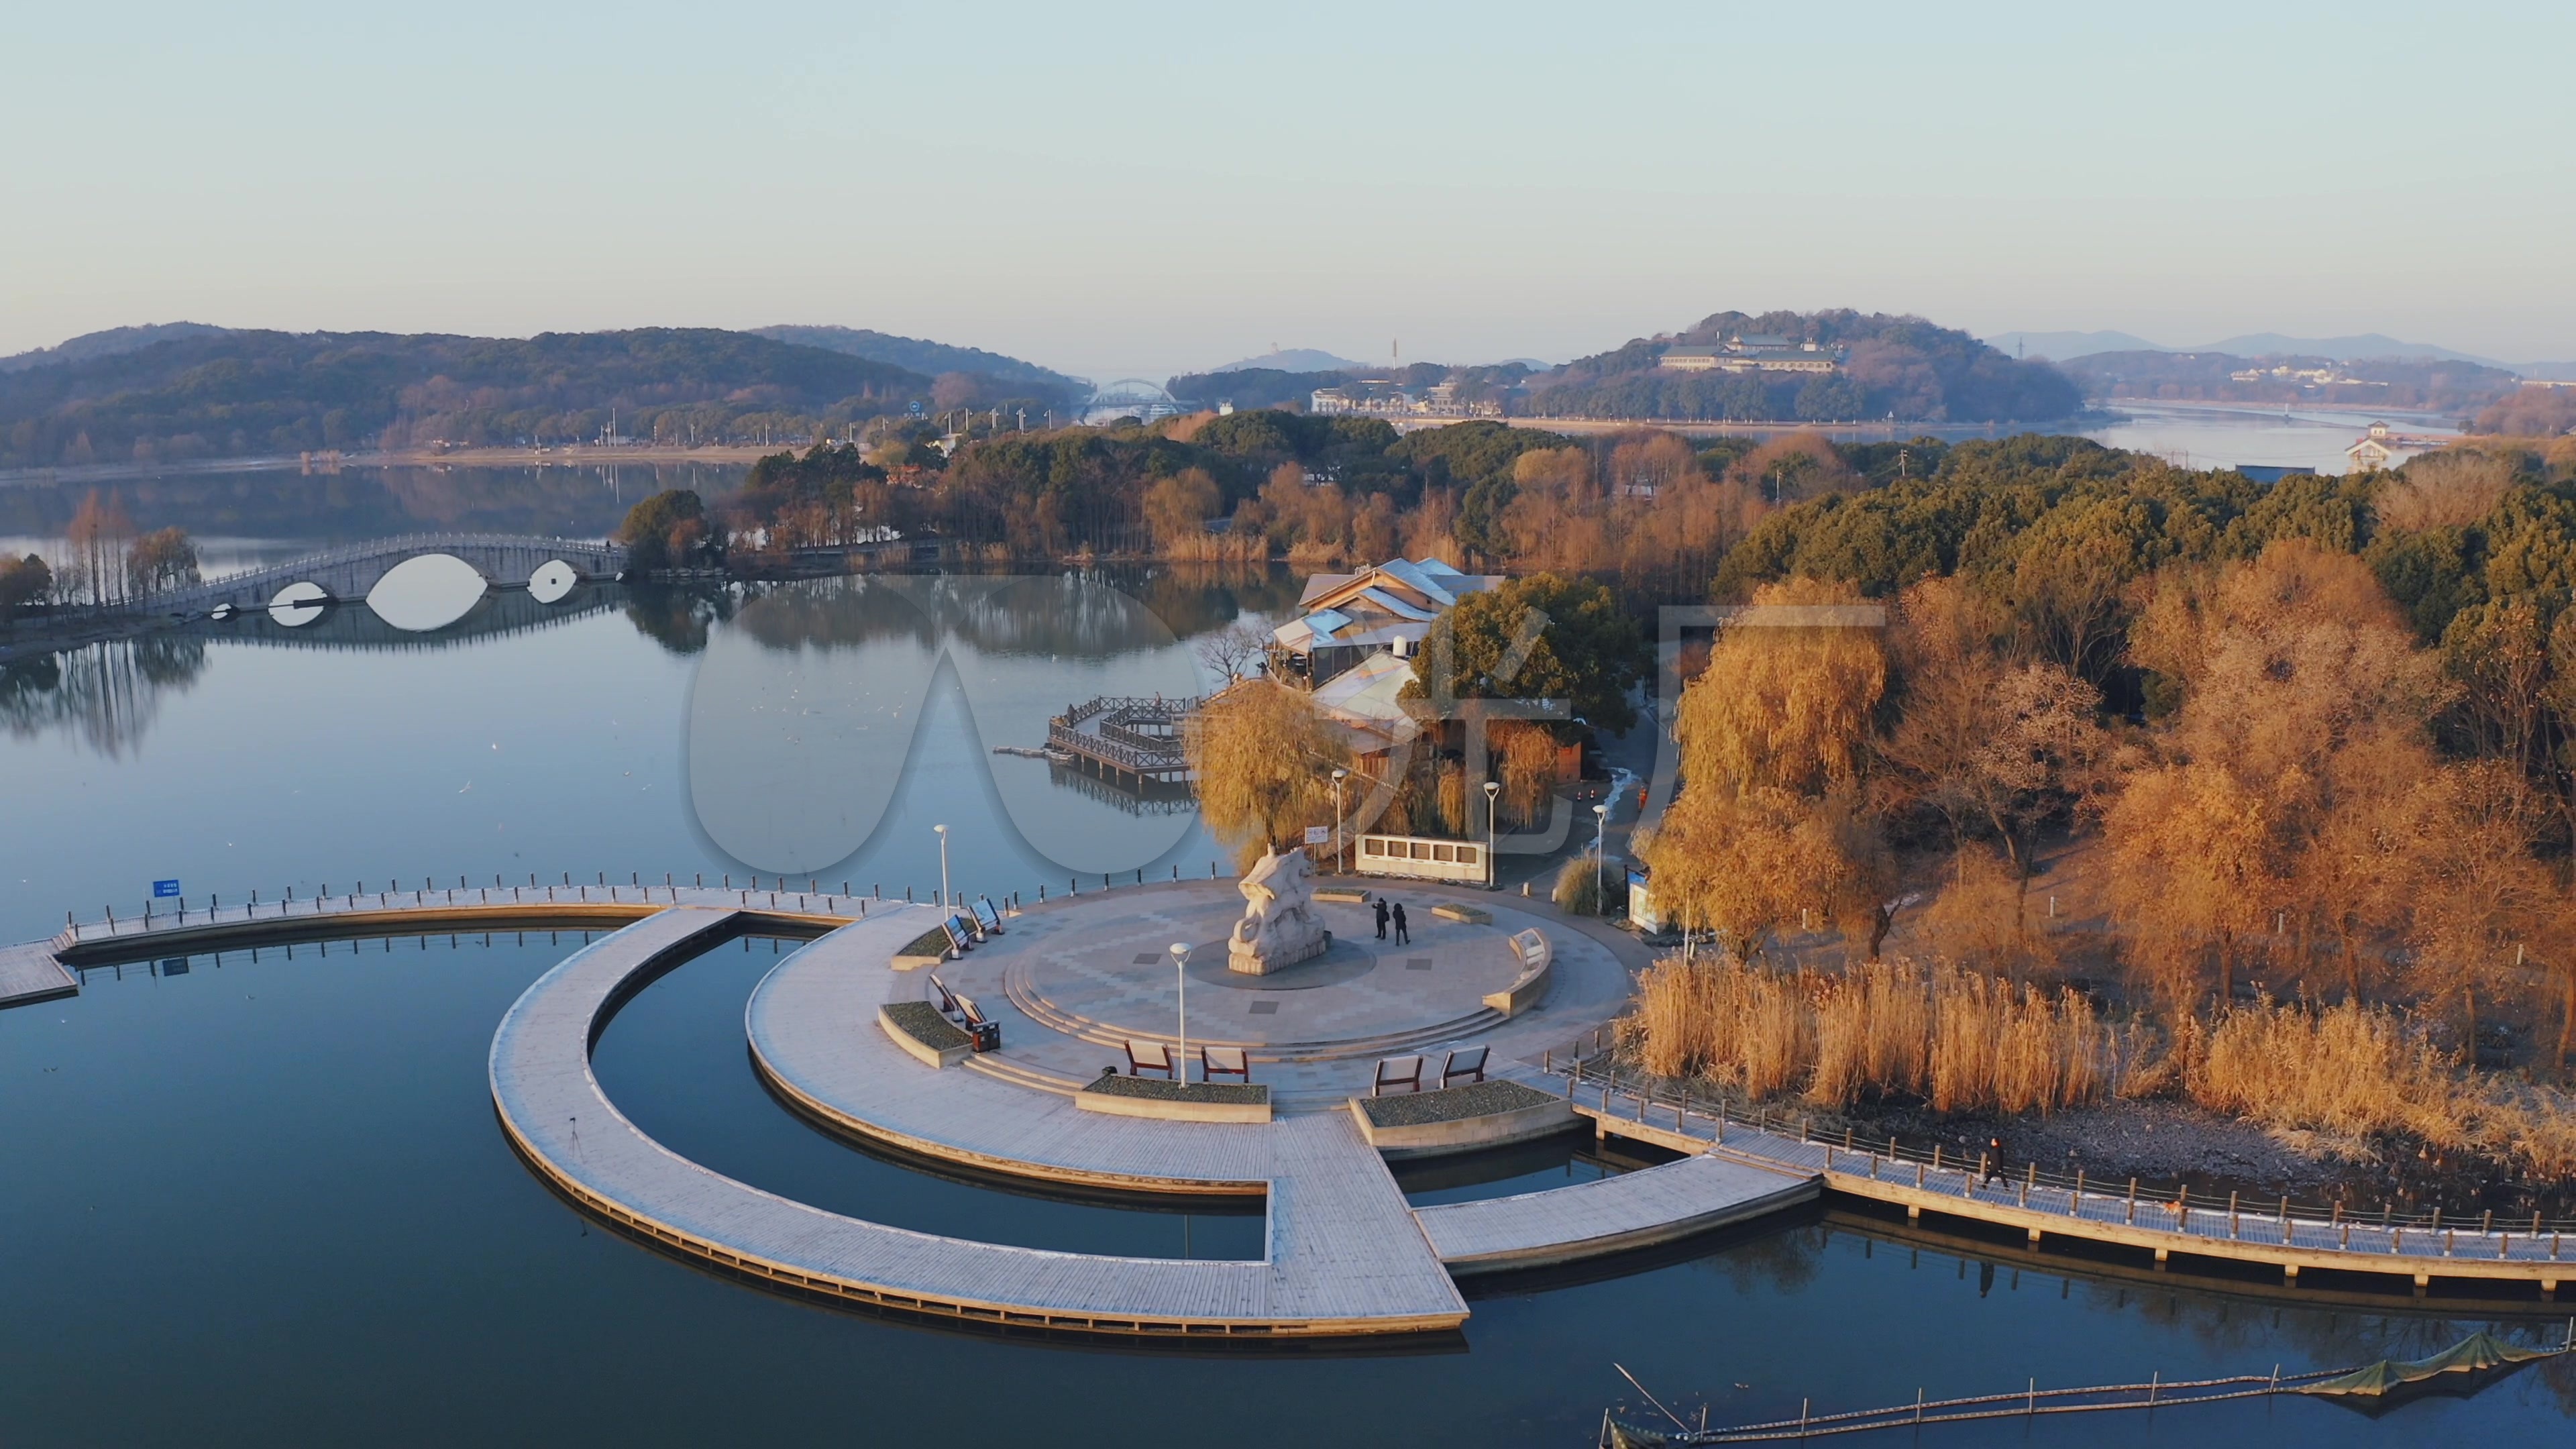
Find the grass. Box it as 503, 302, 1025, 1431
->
883, 1000, 969, 1052
1081, 1074, 1269, 1106
1356, 1079, 1560, 1127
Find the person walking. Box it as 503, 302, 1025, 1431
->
1391, 902, 1410, 945
1373, 896, 1390, 940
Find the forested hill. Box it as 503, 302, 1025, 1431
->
0, 327, 946, 469
1529, 309, 2083, 424
746, 325, 1083, 400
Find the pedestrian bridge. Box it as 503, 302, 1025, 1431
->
154, 533, 627, 619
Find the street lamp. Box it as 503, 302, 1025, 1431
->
1331, 768, 1349, 874
1169, 941, 1191, 1085
1592, 802, 1611, 917
1482, 780, 1501, 889
933, 824, 951, 912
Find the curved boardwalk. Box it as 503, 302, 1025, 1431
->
25, 879, 2566, 1317
496, 906, 1460, 1338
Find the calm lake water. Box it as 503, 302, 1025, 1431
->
1, 476, 2571, 1446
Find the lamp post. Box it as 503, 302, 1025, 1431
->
1331, 768, 1349, 874
1593, 802, 1611, 917
1169, 941, 1191, 1085
933, 824, 951, 911
1482, 779, 1501, 889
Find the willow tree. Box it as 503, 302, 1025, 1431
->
1676, 576, 1886, 798
1183, 681, 1350, 869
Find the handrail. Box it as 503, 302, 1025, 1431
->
1551, 1051, 2576, 1243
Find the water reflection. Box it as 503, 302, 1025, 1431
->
686, 573, 1216, 876
364, 553, 490, 631
0, 635, 205, 755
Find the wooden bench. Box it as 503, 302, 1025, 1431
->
1373, 1055, 1425, 1096
1201, 1045, 1250, 1084
1482, 927, 1552, 1018
929, 973, 963, 1018
971, 898, 1006, 935
1440, 1044, 1489, 1087
1125, 1039, 1175, 1079
952, 992, 1000, 1051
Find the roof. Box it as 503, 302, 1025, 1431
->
1308, 651, 1421, 755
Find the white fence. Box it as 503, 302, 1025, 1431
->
1353, 833, 1491, 886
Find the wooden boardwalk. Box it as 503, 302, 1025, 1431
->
747, 917, 1470, 1332
1417, 1153, 1817, 1273
0, 941, 76, 1010
1566, 1075, 2575, 1297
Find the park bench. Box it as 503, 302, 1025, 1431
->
952, 992, 1000, 1051
941, 916, 977, 954
972, 898, 1006, 934
1440, 1044, 1489, 1087
1201, 1045, 1251, 1084
1373, 1055, 1425, 1096
929, 973, 963, 1018
1124, 1039, 1176, 1079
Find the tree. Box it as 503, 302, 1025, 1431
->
1675, 577, 1886, 798
125, 528, 198, 597
620, 488, 708, 570
2102, 761, 2275, 1011
1142, 468, 1221, 556
1183, 680, 1350, 868
64, 490, 134, 606
1638, 785, 1827, 961
2406, 761, 2554, 1055
0, 553, 54, 609
1411, 573, 1645, 734
1192, 618, 1269, 685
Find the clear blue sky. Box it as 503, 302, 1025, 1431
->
5, 1, 2571, 377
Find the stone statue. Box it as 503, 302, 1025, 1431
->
1228, 847, 1330, 975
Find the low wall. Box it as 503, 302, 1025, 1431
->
1350, 1090, 1579, 1159
1076, 1085, 1273, 1124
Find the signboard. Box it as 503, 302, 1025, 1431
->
152, 879, 181, 898
1303, 825, 1332, 846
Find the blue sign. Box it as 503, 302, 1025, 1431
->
152, 879, 180, 898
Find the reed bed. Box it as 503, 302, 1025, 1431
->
2182, 999, 2576, 1178
1625, 957, 2103, 1114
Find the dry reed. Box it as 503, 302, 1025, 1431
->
1625, 957, 2102, 1115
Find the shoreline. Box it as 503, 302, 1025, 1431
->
0, 443, 782, 488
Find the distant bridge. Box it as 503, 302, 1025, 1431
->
1081, 379, 1183, 422
153, 533, 628, 617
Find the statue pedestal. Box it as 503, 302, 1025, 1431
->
1228, 929, 1330, 975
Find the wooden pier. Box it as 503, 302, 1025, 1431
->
1565, 1070, 2576, 1298
1046, 695, 1196, 788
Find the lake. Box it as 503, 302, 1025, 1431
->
1, 478, 2569, 1446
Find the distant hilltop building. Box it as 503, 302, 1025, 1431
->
2345, 420, 2428, 472
1658, 333, 1842, 375
1309, 381, 1500, 419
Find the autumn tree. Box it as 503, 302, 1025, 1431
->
1675, 576, 1886, 797
125, 528, 199, 597
1142, 468, 1221, 557
1184, 680, 1350, 868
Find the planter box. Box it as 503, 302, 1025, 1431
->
1431, 902, 1491, 925
891, 925, 953, 971
878, 1002, 972, 1069
1314, 887, 1371, 904
1350, 1080, 1576, 1158
1077, 1075, 1273, 1124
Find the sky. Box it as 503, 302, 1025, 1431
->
5, 1, 2573, 381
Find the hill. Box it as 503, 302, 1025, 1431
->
0, 322, 234, 374
1982, 329, 2164, 361
0, 327, 933, 470
1531, 309, 2082, 423
2057, 350, 2520, 412
745, 325, 1083, 402
1207, 347, 1368, 374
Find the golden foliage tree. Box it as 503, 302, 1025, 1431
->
1183, 681, 1351, 869
1676, 577, 1886, 799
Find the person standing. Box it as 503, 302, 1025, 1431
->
1373, 896, 1391, 940
1391, 902, 1409, 945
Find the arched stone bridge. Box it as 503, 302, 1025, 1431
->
158, 533, 628, 616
